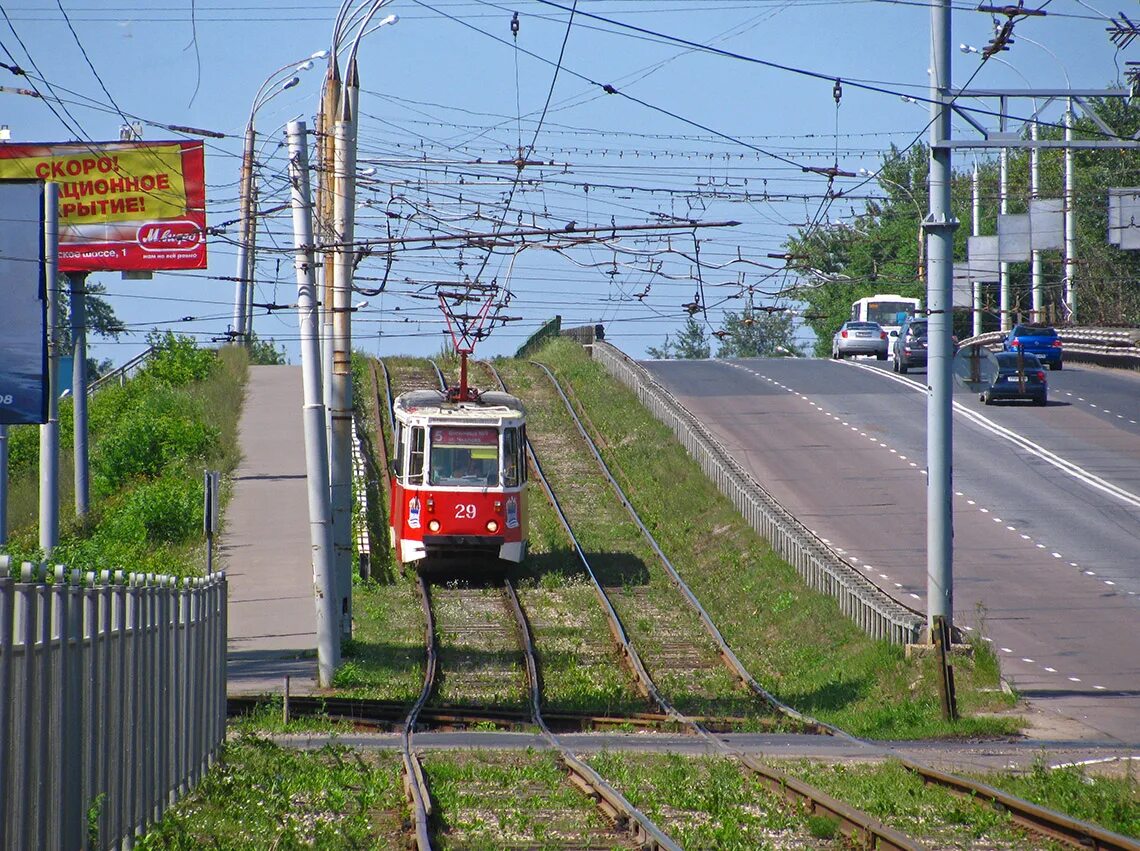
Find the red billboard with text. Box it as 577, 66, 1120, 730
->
0, 140, 206, 272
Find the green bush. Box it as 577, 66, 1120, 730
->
92, 389, 217, 495
100, 475, 204, 546
143, 331, 217, 386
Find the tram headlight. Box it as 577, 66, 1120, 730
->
428, 519, 441, 532
485, 520, 499, 533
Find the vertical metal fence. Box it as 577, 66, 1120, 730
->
589, 342, 924, 645
0, 558, 228, 851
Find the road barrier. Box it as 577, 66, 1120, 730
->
0, 559, 227, 850
958, 327, 1140, 368
590, 342, 924, 646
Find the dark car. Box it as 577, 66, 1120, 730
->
891, 317, 958, 373
892, 317, 927, 374
980, 351, 1048, 406
1003, 324, 1063, 370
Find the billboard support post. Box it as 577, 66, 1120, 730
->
40, 182, 60, 556
68, 270, 90, 517
0, 425, 7, 544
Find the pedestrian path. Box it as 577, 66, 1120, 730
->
222, 365, 319, 695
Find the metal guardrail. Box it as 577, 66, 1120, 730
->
0, 559, 227, 851
86, 346, 157, 395
958, 327, 1140, 368
590, 341, 924, 646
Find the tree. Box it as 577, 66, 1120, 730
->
647, 316, 710, 359
714, 309, 801, 358
248, 333, 287, 365
56, 279, 128, 346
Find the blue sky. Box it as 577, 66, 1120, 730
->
0, 1, 1128, 364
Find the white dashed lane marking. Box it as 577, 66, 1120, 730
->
726, 359, 1126, 695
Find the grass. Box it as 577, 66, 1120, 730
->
585, 751, 847, 850
496, 357, 766, 721
974, 759, 1140, 839
423, 749, 616, 850
4, 340, 247, 579
136, 736, 406, 849
775, 757, 1139, 848
529, 338, 1020, 739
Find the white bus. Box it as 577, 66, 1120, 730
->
850, 294, 921, 339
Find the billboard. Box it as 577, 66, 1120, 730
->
0, 180, 47, 425
0, 140, 206, 272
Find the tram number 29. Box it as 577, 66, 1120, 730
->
454, 504, 477, 519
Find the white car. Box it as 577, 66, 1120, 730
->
831, 321, 889, 360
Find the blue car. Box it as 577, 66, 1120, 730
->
1003, 324, 1063, 370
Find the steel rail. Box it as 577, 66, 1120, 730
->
491, 360, 926, 851
499, 576, 683, 851
899, 759, 1140, 851
375, 359, 442, 848
531, 353, 1140, 849
485, 363, 681, 721
402, 573, 437, 851
531, 359, 836, 738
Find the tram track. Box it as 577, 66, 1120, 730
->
358, 355, 1139, 850
485, 360, 926, 850
376, 358, 681, 848
526, 353, 1140, 851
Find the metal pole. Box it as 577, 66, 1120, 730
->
285, 120, 339, 684
0, 426, 7, 545
232, 122, 256, 344
244, 180, 259, 341
320, 62, 341, 454
998, 130, 1011, 332
40, 182, 59, 556
331, 69, 357, 638
68, 270, 90, 516
926, 0, 956, 637
1030, 120, 1043, 322
1064, 99, 1076, 320
971, 161, 982, 337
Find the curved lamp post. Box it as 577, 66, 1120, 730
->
231, 52, 326, 344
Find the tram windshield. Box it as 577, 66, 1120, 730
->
429, 426, 500, 486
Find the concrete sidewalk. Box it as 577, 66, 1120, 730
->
222, 365, 319, 695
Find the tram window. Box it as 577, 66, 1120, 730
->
408, 427, 426, 484
520, 425, 528, 483
429, 426, 499, 486
503, 427, 519, 487
393, 423, 404, 480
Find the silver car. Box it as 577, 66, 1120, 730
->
831, 321, 889, 360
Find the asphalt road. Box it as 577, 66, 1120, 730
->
642, 356, 1140, 745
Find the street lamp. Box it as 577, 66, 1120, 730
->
231, 51, 326, 344
321, 0, 399, 643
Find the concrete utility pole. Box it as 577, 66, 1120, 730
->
1064, 100, 1076, 319
926, 0, 957, 637
971, 161, 983, 337
1030, 121, 1044, 321
330, 60, 358, 638
40, 183, 59, 555
68, 270, 90, 516
285, 119, 339, 685
232, 122, 256, 343
999, 142, 1011, 331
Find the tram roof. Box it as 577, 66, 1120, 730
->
393, 389, 526, 421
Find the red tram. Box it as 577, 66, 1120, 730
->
389, 387, 528, 565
